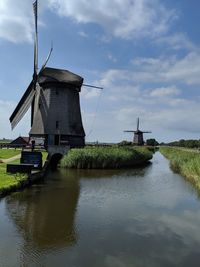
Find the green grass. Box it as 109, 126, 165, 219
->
61, 146, 153, 169
160, 147, 200, 192
0, 149, 48, 196
0, 163, 27, 196
41, 151, 48, 162
0, 148, 21, 159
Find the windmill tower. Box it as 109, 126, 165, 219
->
10, 1, 101, 155
124, 118, 151, 145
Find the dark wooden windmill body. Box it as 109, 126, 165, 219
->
124, 118, 151, 146
29, 67, 85, 148
9, 1, 86, 154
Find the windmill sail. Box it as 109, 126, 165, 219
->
137, 117, 139, 131
10, 82, 36, 129
40, 43, 53, 72
10, 1, 39, 130
33, 0, 38, 80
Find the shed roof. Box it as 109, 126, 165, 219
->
38, 67, 84, 89
10, 136, 30, 145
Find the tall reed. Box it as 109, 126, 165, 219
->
61, 146, 152, 169
160, 147, 200, 192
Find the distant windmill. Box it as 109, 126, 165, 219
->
124, 118, 151, 145
9, 0, 102, 154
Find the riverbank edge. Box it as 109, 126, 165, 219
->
160, 147, 200, 192
0, 157, 50, 199
61, 146, 153, 169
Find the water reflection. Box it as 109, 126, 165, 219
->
2, 153, 200, 266
65, 163, 151, 179
5, 170, 80, 250
4, 165, 151, 256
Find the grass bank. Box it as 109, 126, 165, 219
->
160, 147, 200, 192
0, 150, 48, 197
0, 163, 28, 197
61, 146, 153, 169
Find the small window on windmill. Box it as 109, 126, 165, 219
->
56, 120, 59, 129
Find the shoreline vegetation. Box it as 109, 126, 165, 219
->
0, 149, 48, 198
61, 146, 153, 169
160, 147, 200, 192
0, 146, 152, 197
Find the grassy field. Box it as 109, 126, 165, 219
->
0, 148, 21, 159
160, 147, 200, 192
61, 146, 153, 169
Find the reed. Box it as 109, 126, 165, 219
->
61, 146, 153, 169
160, 147, 200, 192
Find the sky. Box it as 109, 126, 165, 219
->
1, 0, 200, 143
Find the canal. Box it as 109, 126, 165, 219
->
0, 152, 200, 266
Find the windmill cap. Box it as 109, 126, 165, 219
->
38, 67, 84, 90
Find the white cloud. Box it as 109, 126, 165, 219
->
80, 63, 200, 142
130, 52, 200, 85
107, 54, 117, 63
48, 0, 177, 39
0, 0, 34, 43
0, 0, 176, 44
155, 33, 197, 51
115, 99, 200, 135
149, 86, 180, 97
82, 87, 101, 99
165, 52, 200, 84
78, 31, 88, 38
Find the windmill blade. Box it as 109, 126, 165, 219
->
83, 84, 103, 90
32, 85, 41, 123
124, 130, 135, 133
10, 81, 36, 129
33, 0, 38, 80
40, 42, 53, 72
31, 95, 35, 126
143, 131, 152, 133
137, 117, 139, 131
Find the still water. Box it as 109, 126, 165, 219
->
1, 152, 200, 267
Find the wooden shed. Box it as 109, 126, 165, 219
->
9, 136, 30, 148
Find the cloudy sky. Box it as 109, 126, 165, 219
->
1, 0, 200, 143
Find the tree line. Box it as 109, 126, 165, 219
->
160, 139, 200, 148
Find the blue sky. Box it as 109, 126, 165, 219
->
1, 0, 200, 143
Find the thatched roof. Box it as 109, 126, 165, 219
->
38, 67, 83, 90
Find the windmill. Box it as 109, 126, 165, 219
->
124, 118, 151, 145
9, 1, 102, 154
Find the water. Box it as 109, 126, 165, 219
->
1, 152, 200, 267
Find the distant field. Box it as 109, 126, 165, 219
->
0, 140, 12, 144
0, 149, 21, 159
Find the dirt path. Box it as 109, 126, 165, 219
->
1, 154, 21, 163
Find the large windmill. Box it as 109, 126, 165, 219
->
124, 118, 151, 145
10, 1, 101, 154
